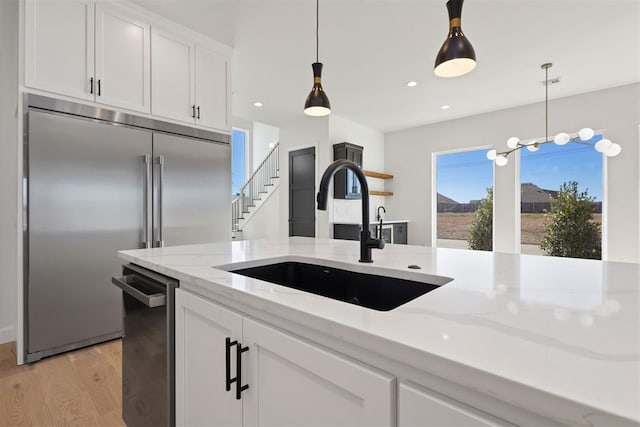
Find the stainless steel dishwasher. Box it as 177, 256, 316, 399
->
112, 264, 178, 427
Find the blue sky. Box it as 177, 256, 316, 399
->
231, 129, 246, 195
437, 138, 603, 203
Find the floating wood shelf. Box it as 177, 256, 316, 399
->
370, 191, 394, 196
363, 170, 394, 179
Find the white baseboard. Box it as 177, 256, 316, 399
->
0, 325, 16, 344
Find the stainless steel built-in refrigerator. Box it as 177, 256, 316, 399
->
24, 95, 230, 363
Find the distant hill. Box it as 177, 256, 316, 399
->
438, 184, 599, 214
437, 193, 459, 204
521, 183, 558, 203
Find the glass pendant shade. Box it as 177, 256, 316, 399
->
495, 155, 508, 166
486, 149, 497, 160
526, 142, 540, 152
304, 62, 331, 116
594, 138, 612, 153
578, 127, 595, 141
434, 0, 476, 78
553, 132, 570, 145
506, 137, 520, 149
605, 143, 621, 157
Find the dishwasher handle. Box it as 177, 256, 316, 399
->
112, 276, 166, 308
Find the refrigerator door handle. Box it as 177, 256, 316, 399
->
156, 155, 165, 247
143, 154, 152, 248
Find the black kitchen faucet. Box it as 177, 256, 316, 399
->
317, 160, 384, 263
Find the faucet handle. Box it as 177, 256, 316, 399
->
368, 237, 385, 250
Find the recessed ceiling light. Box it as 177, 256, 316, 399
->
253, 102, 263, 107
406, 81, 417, 87
441, 105, 450, 110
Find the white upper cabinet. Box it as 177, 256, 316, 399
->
25, 0, 95, 101
24, 0, 231, 127
151, 30, 231, 132
25, 0, 150, 113
95, 4, 150, 112
150, 29, 196, 124
195, 45, 230, 131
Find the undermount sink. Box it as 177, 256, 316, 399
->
229, 261, 449, 311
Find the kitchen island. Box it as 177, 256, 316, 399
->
118, 237, 640, 427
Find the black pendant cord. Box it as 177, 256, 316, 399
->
545, 65, 549, 143
316, 0, 319, 63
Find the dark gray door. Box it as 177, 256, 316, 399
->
289, 147, 315, 237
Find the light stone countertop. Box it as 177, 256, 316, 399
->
118, 237, 640, 426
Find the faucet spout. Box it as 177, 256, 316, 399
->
317, 159, 384, 263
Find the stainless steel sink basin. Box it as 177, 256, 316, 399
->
228, 261, 449, 311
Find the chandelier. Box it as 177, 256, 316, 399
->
487, 63, 621, 166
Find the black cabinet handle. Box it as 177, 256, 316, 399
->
192, 105, 196, 118
225, 337, 237, 391
97, 79, 101, 96
90, 77, 94, 94
235, 342, 249, 400
197, 106, 200, 119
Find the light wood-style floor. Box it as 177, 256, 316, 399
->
0, 340, 125, 427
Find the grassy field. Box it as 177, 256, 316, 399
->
437, 213, 602, 245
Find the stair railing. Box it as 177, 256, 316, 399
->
232, 143, 279, 232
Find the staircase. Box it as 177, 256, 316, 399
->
232, 143, 280, 236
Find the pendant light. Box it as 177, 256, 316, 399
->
486, 63, 621, 166
434, 0, 476, 78
304, 0, 331, 116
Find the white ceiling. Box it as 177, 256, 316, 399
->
134, 0, 640, 132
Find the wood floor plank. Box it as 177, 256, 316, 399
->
0, 340, 125, 427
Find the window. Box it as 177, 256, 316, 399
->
231, 128, 247, 196
520, 135, 603, 259
435, 149, 493, 250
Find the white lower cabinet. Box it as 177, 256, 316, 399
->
242, 317, 394, 427
175, 289, 394, 427
175, 289, 243, 427
398, 382, 514, 427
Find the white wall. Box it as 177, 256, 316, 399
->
277, 115, 329, 239
328, 115, 387, 225
273, 114, 387, 240
385, 84, 640, 263
252, 121, 279, 173
0, 0, 19, 344
241, 186, 280, 240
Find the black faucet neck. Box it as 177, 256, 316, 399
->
317, 159, 383, 262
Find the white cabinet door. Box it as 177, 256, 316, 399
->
25, 0, 95, 100
195, 45, 230, 131
175, 289, 243, 427
151, 29, 195, 124
95, 4, 150, 113
243, 318, 394, 427
399, 382, 514, 427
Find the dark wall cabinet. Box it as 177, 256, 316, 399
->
333, 224, 364, 241
333, 142, 363, 199
393, 223, 408, 244
334, 222, 408, 245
